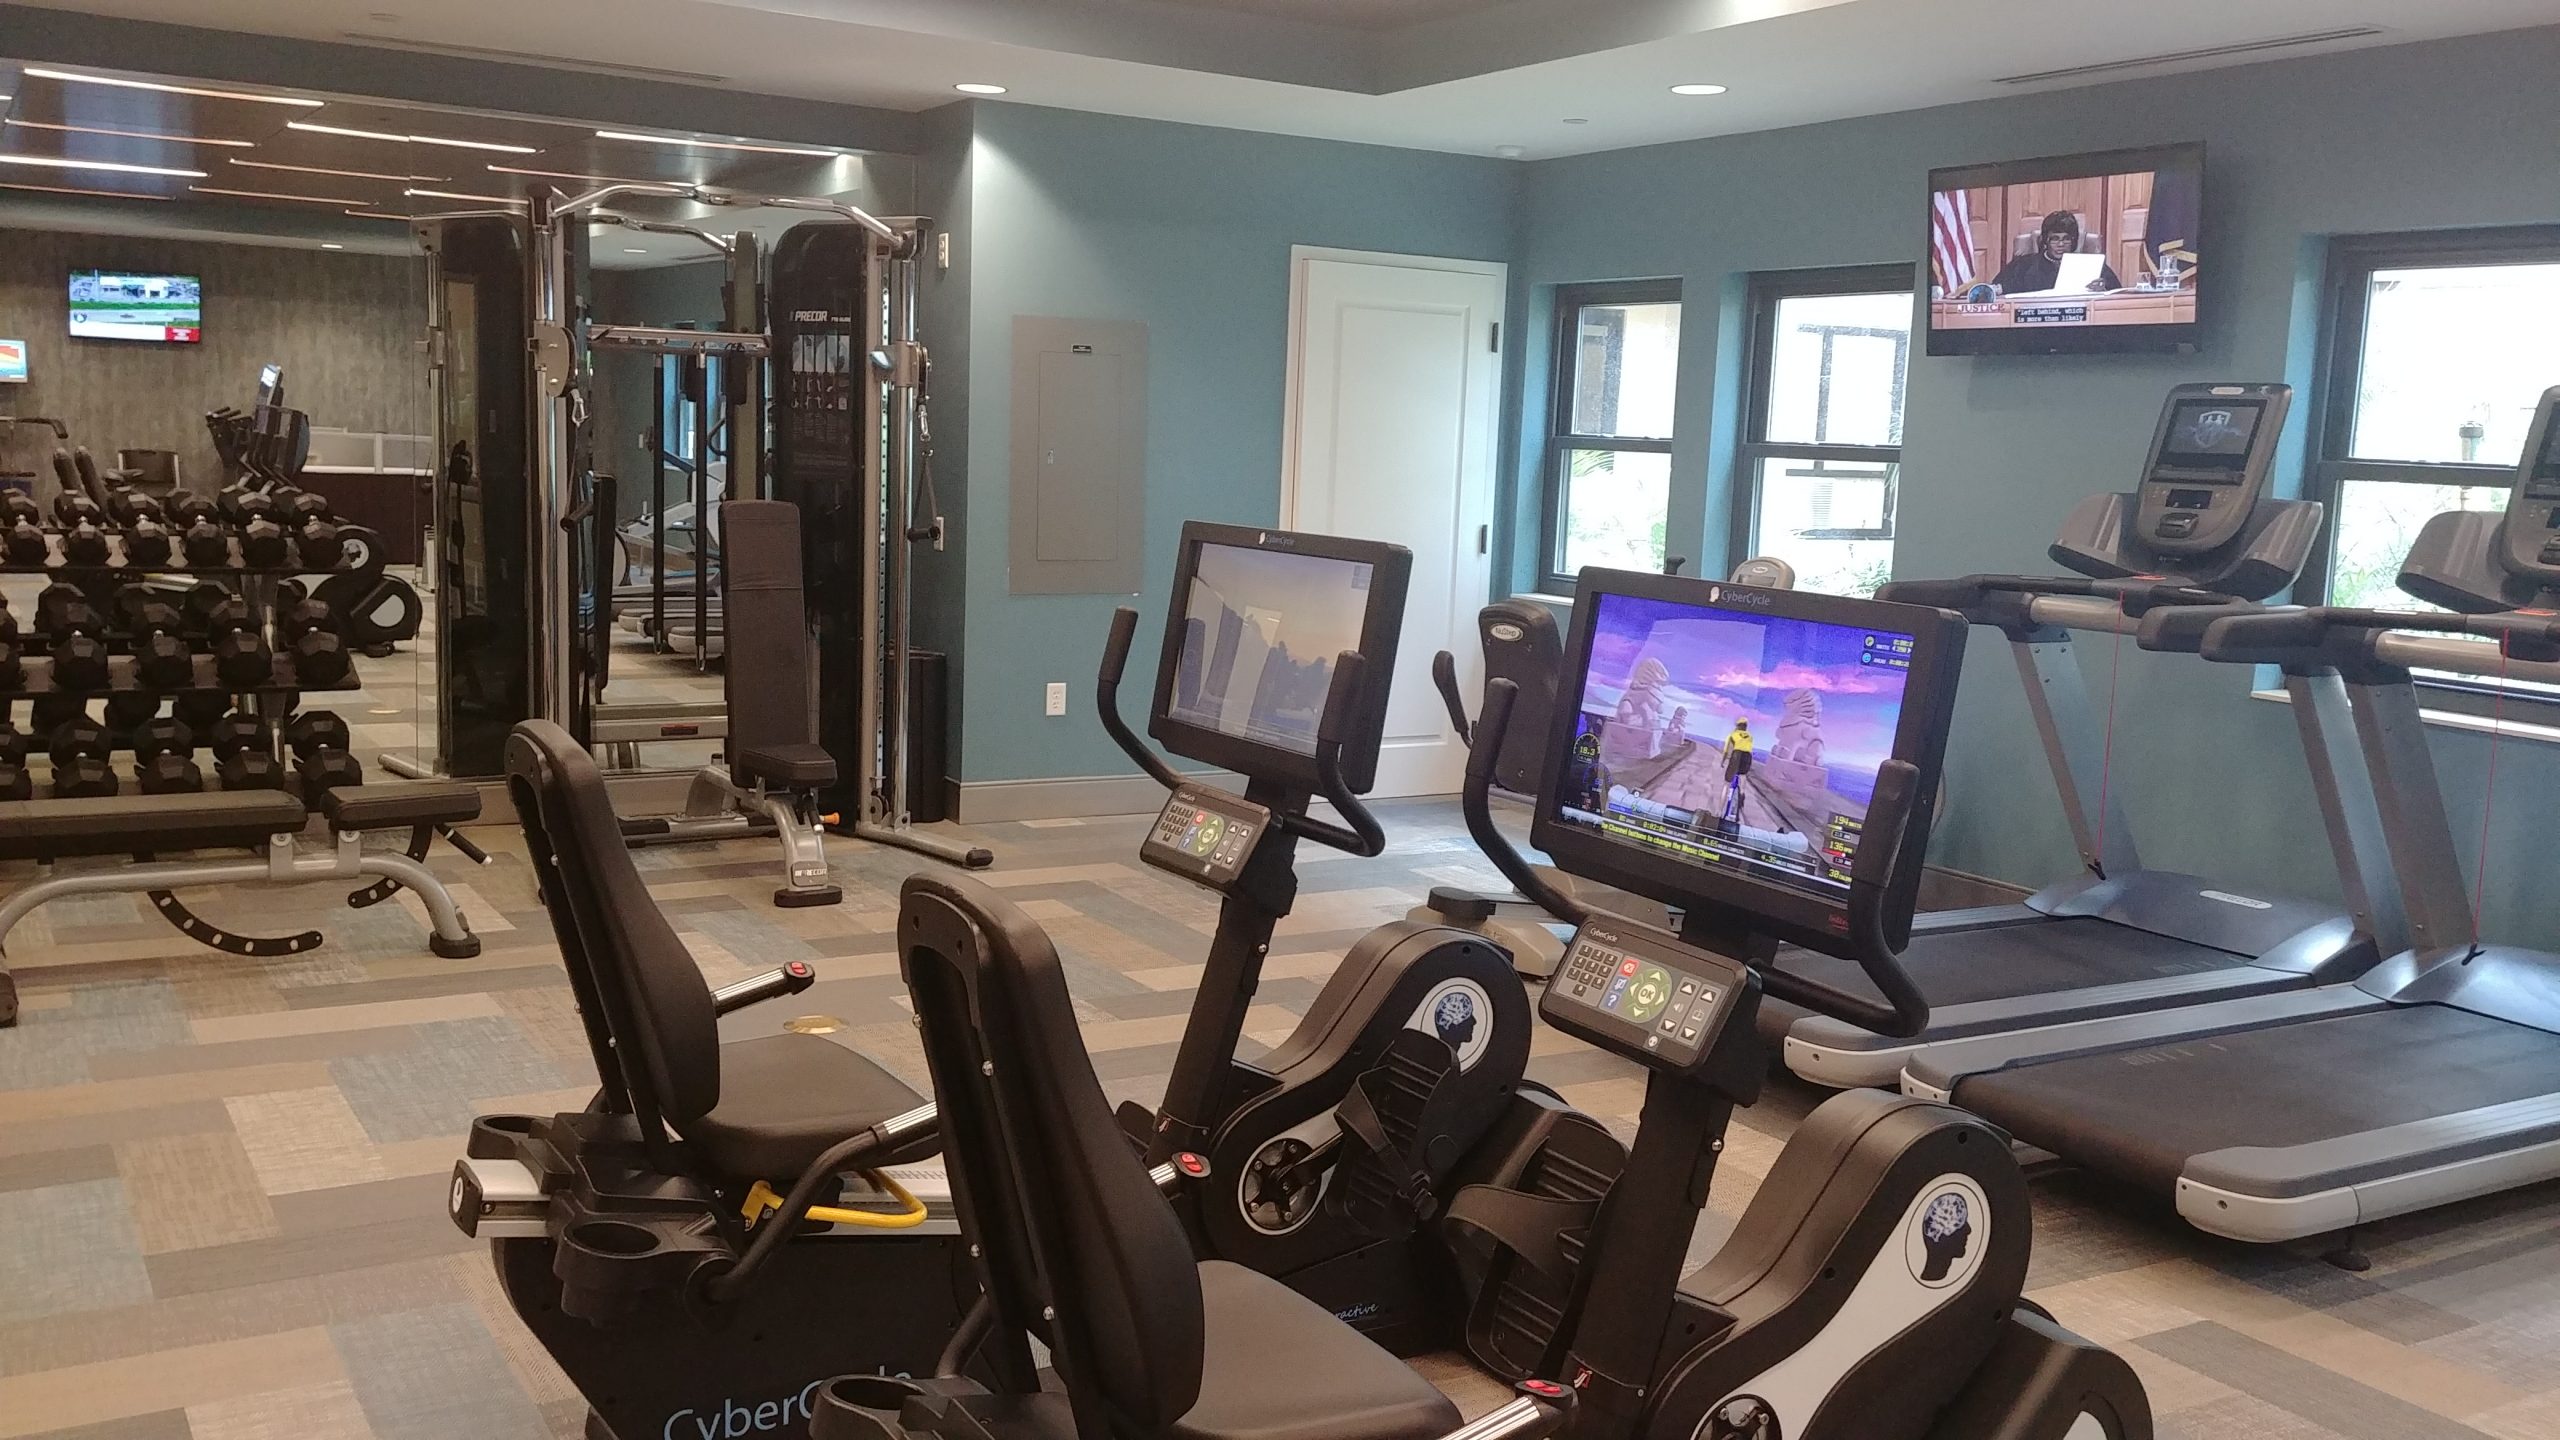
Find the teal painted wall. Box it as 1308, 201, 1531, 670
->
1506, 27, 2560, 944
948, 103, 1519, 785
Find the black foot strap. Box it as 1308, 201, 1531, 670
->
1442, 1183, 1601, 1287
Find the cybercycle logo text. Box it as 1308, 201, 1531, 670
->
665, 1374, 903, 1440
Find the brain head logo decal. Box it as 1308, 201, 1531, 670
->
1902, 1178, 1988, 1289
1409, 979, 1493, 1071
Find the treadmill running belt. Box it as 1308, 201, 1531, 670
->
1775, 916, 2247, 1010
1956, 1005, 2560, 1194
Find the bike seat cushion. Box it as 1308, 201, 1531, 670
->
686, 1032, 935, 1179
1171, 1260, 1460, 1440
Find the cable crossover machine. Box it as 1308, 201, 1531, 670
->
416, 181, 988, 882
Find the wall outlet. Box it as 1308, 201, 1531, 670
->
1044, 682, 1068, 717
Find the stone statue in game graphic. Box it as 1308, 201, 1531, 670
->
1601, 657, 1675, 769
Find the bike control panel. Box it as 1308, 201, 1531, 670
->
1542, 921, 1750, 1072
1141, 784, 1275, 891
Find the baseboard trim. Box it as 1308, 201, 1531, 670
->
956, 769, 1243, 823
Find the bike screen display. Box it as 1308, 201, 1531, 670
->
1164, 542, 1376, 757
1550, 590, 1915, 899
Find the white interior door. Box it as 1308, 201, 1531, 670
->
1285, 250, 1505, 799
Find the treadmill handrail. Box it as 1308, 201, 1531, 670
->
1463, 681, 1933, 1038
2203, 607, 2560, 671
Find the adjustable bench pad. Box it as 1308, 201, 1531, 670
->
0, 792, 310, 862
318, 782, 482, 832
734, 743, 836, 788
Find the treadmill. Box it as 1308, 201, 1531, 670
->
1770, 384, 2395, 1087
1907, 386, 2560, 1244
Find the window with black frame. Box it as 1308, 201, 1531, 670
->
1733, 265, 1914, 598
2309, 229, 2560, 716
1540, 281, 1681, 587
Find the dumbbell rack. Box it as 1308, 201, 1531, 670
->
4, 549, 365, 773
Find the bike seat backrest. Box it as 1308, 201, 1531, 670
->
1479, 599, 1562, 796
900, 873, 1206, 1435
505, 720, 722, 1134
719, 500, 821, 758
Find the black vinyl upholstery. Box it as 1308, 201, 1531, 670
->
316, 782, 482, 832
1477, 600, 1561, 796
0, 792, 306, 861
719, 501, 836, 792
503, 721, 929, 1179
898, 873, 1459, 1440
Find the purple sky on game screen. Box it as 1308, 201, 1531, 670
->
1581, 593, 1908, 777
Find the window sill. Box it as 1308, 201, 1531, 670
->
1516, 591, 1573, 613
2249, 688, 2560, 747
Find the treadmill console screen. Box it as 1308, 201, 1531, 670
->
1547, 589, 1917, 903
2153, 398, 2264, 481
1543, 921, 1750, 1070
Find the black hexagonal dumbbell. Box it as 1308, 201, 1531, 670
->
275, 579, 350, 687
123, 596, 197, 691
47, 716, 118, 798
235, 491, 289, 568
36, 583, 112, 692
104, 689, 160, 742
284, 492, 341, 566
174, 687, 231, 736
171, 493, 231, 568
201, 591, 273, 689
284, 708, 363, 802
0, 597, 19, 691
124, 513, 175, 567
131, 716, 205, 794
52, 491, 112, 568
0, 720, 30, 801
210, 711, 285, 791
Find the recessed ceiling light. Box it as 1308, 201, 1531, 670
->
623, 247, 648, 253
594, 129, 839, 158
320, 242, 345, 249
1669, 83, 1728, 96
23, 67, 324, 108
1495, 144, 1527, 159
1561, 117, 1589, 125
6, 118, 257, 148
954, 83, 1008, 95
288, 121, 539, 154
0, 154, 206, 179
0, 180, 173, 201
192, 185, 373, 205
233, 157, 444, 183
404, 187, 527, 206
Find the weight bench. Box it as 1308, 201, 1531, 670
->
0, 782, 487, 1025
621, 500, 842, 907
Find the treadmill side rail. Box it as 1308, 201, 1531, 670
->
2180, 1090, 2560, 1241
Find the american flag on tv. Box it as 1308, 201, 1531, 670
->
1930, 189, 1976, 293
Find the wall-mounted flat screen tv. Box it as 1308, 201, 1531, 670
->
68, 270, 203, 344
1926, 143, 2203, 356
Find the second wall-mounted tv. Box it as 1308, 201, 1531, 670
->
68, 270, 203, 344
1926, 143, 2204, 356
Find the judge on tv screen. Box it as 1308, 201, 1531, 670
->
1927, 151, 2202, 349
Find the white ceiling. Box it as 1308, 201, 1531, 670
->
7, 0, 2559, 159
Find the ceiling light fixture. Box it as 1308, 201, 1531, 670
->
23, 67, 324, 108
954, 83, 1008, 95
233, 157, 444, 183
192, 185, 373, 205
1495, 144, 1527, 159
321, 242, 345, 249
288, 121, 539, 154
1668, 83, 1728, 96
5, 118, 257, 148
0, 180, 173, 201
404, 186, 527, 206
486, 163, 701, 189
623, 247, 648, 253
1561, 117, 1589, 125
593, 129, 839, 158
0, 153, 206, 179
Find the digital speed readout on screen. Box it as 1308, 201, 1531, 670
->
1551, 590, 1915, 901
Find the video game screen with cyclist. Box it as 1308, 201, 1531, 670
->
1551, 587, 1916, 900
